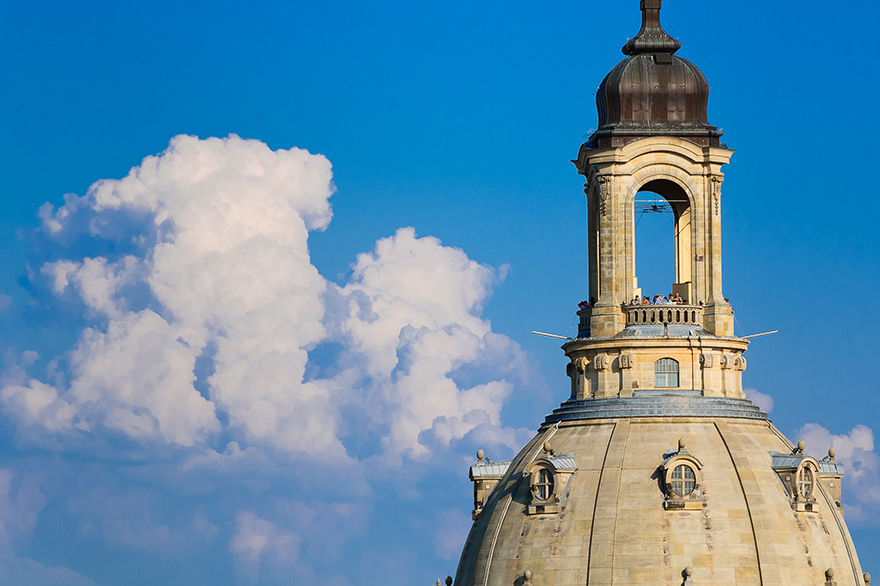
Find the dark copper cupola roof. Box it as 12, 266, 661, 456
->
588, 0, 723, 148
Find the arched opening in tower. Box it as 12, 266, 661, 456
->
633, 179, 692, 303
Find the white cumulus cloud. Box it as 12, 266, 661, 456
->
331, 227, 526, 461
11, 135, 336, 452
2, 135, 526, 466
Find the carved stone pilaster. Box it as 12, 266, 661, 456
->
596, 175, 612, 217
710, 175, 722, 216
618, 353, 635, 398
567, 356, 590, 399
592, 353, 612, 397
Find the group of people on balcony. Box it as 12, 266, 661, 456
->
630, 293, 686, 306
577, 299, 594, 311
578, 293, 689, 310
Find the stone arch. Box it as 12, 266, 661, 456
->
618, 136, 709, 165
623, 168, 698, 304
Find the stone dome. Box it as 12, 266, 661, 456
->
589, 0, 722, 148
453, 400, 864, 586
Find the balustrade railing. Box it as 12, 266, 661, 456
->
624, 304, 703, 327
575, 304, 704, 338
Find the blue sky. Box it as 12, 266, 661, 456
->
1, 1, 879, 584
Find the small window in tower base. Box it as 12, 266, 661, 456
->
655, 358, 680, 388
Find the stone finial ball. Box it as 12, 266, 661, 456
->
543, 441, 552, 453
685, 567, 693, 576
826, 568, 835, 579
798, 440, 806, 452
864, 572, 871, 584
829, 448, 837, 459
524, 570, 532, 580
446, 576, 453, 586
476, 449, 485, 461
678, 438, 687, 450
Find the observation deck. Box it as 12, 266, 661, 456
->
578, 304, 704, 338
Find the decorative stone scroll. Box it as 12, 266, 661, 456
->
619, 353, 634, 369
566, 357, 589, 379
719, 354, 734, 370
734, 356, 747, 371
699, 353, 714, 369
567, 356, 590, 398
593, 353, 610, 371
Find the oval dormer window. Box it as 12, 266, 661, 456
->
535, 468, 554, 501
797, 465, 814, 500
671, 464, 696, 497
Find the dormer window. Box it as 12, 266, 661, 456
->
769, 442, 822, 512
534, 468, 554, 501
655, 358, 679, 388
661, 439, 702, 510
526, 442, 577, 515
796, 465, 814, 500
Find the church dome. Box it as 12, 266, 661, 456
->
590, 0, 723, 148
454, 403, 863, 586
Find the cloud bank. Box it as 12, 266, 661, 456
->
1, 134, 526, 463
0, 134, 533, 584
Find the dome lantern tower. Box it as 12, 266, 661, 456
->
575, 0, 732, 343
451, 4, 867, 586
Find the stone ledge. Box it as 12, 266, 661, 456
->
544, 396, 768, 424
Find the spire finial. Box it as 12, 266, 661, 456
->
622, 0, 682, 57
